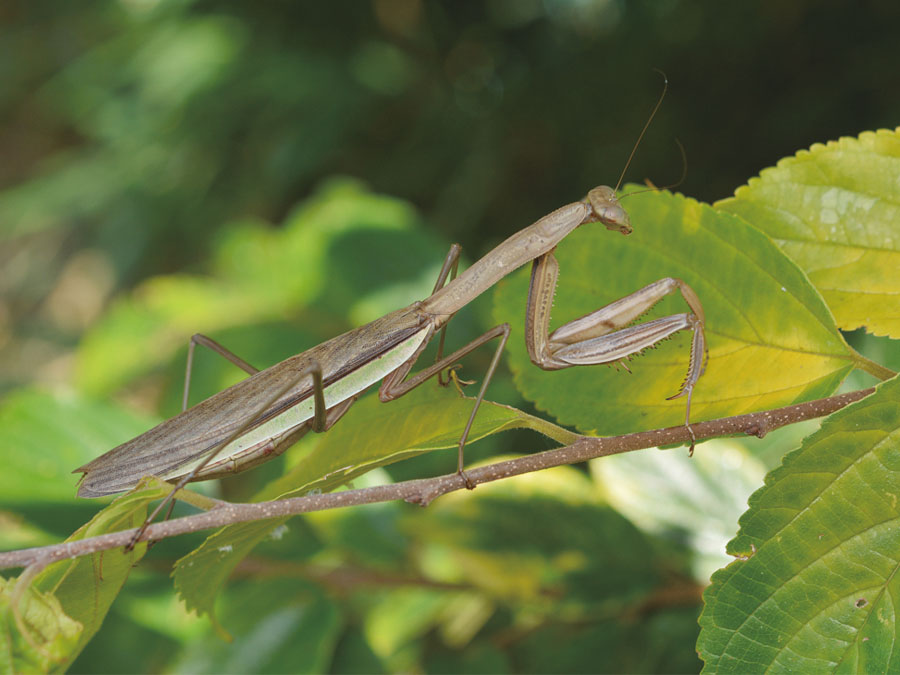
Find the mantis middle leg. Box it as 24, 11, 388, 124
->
379, 244, 511, 487
379, 323, 510, 488
127, 356, 340, 548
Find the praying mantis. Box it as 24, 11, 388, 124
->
75, 184, 706, 486
74, 86, 707, 547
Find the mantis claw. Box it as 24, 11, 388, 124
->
666, 380, 698, 455
125, 528, 145, 553
665, 386, 688, 401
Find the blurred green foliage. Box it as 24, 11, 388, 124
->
1, 1, 899, 673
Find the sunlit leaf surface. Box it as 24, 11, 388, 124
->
10, 483, 170, 671
592, 439, 767, 581
0, 389, 156, 505
718, 128, 900, 337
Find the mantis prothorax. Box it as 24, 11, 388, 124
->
74, 83, 707, 547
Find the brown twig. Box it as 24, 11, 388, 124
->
0, 387, 874, 570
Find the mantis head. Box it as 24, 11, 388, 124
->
586, 185, 632, 235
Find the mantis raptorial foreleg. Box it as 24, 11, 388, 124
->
525, 251, 707, 449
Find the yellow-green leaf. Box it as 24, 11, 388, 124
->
718, 128, 900, 337
265, 381, 577, 500
27, 483, 169, 670
0, 576, 82, 674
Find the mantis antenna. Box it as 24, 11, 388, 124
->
613, 68, 669, 194
619, 137, 687, 200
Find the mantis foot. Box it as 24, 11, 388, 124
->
686, 423, 696, 457
124, 524, 150, 552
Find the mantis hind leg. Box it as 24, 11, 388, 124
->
127, 359, 332, 550
126, 335, 265, 546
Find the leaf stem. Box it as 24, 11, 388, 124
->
853, 351, 896, 381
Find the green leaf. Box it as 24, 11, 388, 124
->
302, 493, 409, 570
507, 607, 703, 675
697, 375, 900, 672
0, 389, 157, 505
422, 637, 510, 674
266, 381, 578, 500
0, 392, 171, 669
363, 588, 449, 668
0, 576, 82, 674
330, 626, 387, 674
493, 188, 855, 436
0, 512, 57, 551
718, 128, 900, 337
174, 383, 575, 624
173, 519, 288, 639
172, 580, 342, 674
26, 483, 170, 670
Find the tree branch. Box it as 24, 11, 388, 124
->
0, 387, 874, 570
